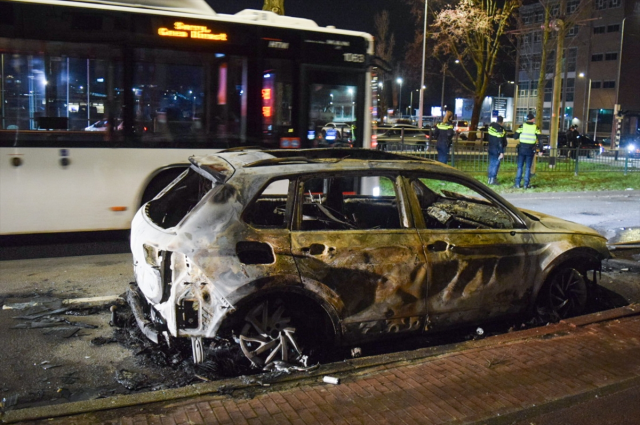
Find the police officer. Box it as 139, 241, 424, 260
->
487, 115, 507, 185
566, 124, 579, 159
513, 113, 542, 189
433, 110, 455, 164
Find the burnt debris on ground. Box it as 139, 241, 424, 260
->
106, 275, 633, 387
2, 253, 638, 413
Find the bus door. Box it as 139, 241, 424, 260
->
302, 67, 365, 149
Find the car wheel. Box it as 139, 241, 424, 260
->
587, 150, 594, 159
538, 267, 588, 320
238, 298, 321, 369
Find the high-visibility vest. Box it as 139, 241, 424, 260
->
437, 122, 453, 130
488, 125, 506, 138
517, 122, 540, 144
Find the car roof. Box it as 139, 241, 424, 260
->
191, 148, 462, 180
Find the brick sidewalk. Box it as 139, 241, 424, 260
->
16, 313, 640, 425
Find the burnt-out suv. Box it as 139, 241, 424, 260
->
130, 148, 609, 369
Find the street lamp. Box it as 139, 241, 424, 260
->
418, 0, 429, 129
348, 88, 354, 120
498, 81, 514, 98
409, 89, 420, 117
440, 60, 459, 117
397, 77, 403, 116
578, 72, 591, 136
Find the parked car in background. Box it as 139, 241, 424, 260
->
85, 119, 123, 131
541, 134, 603, 158
376, 125, 430, 151
321, 122, 352, 142
620, 136, 640, 158
129, 148, 609, 370
453, 120, 469, 133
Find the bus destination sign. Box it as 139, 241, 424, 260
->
158, 22, 228, 41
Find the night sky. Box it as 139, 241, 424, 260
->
205, 0, 416, 55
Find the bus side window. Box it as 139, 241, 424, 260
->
0, 40, 124, 141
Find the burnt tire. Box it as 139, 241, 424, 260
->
537, 267, 588, 321
236, 297, 329, 369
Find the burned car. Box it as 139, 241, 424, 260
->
130, 148, 609, 369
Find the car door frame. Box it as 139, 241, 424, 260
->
288, 170, 430, 345
402, 171, 545, 331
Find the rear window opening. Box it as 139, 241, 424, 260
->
146, 169, 213, 229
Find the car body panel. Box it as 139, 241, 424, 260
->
129, 148, 610, 359
291, 229, 428, 343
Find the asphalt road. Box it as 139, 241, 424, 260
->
0, 190, 638, 412
502, 190, 640, 244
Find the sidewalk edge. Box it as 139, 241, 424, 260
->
461, 375, 640, 425
2, 304, 639, 424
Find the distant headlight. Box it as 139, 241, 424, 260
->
628, 144, 636, 152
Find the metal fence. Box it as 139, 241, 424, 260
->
377, 134, 640, 175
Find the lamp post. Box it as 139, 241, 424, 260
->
497, 81, 514, 99
409, 89, 419, 117
579, 72, 591, 136
397, 77, 403, 116
593, 109, 601, 142
418, 0, 428, 129
348, 88, 354, 120
378, 82, 384, 123
440, 59, 459, 117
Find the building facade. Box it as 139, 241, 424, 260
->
515, 0, 639, 145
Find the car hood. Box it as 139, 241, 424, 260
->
520, 208, 606, 238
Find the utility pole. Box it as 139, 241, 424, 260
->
263, 0, 284, 15
418, 0, 428, 129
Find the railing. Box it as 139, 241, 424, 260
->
376, 131, 640, 175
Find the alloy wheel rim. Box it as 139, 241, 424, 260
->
239, 300, 304, 368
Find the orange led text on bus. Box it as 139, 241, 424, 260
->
158, 22, 228, 41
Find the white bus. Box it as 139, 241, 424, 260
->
0, 0, 374, 235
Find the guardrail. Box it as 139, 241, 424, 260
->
376, 131, 640, 175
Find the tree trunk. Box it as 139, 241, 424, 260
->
469, 95, 484, 139
550, 16, 566, 157
536, 5, 552, 129
263, 0, 284, 15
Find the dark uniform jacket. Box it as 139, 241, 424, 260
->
487, 122, 507, 156
433, 121, 455, 151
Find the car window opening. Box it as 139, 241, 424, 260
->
299, 175, 401, 231
146, 169, 213, 229
412, 179, 514, 230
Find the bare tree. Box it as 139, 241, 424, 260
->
546, 0, 590, 154
263, 0, 284, 15
431, 0, 519, 131
374, 10, 396, 117
375, 10, 396, 62
516, 0, 590, 154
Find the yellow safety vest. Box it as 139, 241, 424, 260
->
517, 122, 540, 144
